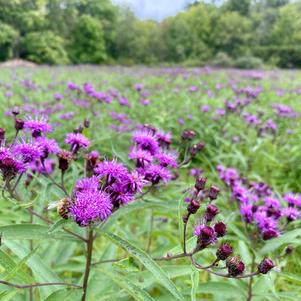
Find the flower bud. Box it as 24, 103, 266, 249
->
15, 118, 24, 131
181, 129, 195, 140
58, 150, 73, 172
262, 229, 278, 240
12, 106, 20, 116
187, 199, 200, 214
258, 258, 274, 274
197, 226, 215, 247
216, 243, 233, 260
209, 185, 220, 200
84, 119, 90, 128
205, 204, 219, 222
214, 221, 227, 237
196, 142, 205, 151
190, 144, 199, 157
285, 245, 293, 255
74, 125, 84, 134
195, 176, 207, 191
0, 128, 5, 142
226, 256, 245, 277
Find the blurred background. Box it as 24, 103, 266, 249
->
0, 0, 300, 68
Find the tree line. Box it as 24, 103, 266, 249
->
0, 0, 300, 68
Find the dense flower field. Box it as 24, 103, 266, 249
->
0, 66, 300, 301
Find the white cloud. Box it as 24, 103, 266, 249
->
112, 0, 192, 21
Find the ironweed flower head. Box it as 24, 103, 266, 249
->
24, 116, 52, 137
13, 139, 43, 163
132, 130, 159, 155
70, 190, 112, 227
65, 133, 90, 153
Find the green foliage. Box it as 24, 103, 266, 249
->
21, 31, 69, 64
0, 0, 300, 67
69, 15, 106, 64
234, 55, 264, 69
0, 22, 18, 61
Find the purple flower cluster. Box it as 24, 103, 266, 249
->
129, 126, 178, 185
217, 165, 301, 240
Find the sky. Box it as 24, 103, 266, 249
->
111, 0, 193, 21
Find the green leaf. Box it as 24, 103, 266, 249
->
5, 241, 63, 300
3, 246, 38, 281
0, 249, 33, 283
196, 282, 246, 298
0, 224, 78, 241
190, 269, 199, 301
102, 269, 156, 301
105, 232, 185, 301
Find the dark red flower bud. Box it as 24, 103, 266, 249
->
262, 229, 278, 240
285, 245, 293, 255
58, 150, 73, 171
216, 243, 233, 260
15, 118, 24, 131
205, 204, 219, 222
181, 129, 195, 140
258, 258, 274, 274
74, 125, 84, 134
195, 176, 207, 191
12, 106, 20, 116
226, 256, 245, 277
196, 142, 205, 151
187, 199, 200, 214
84, 119, 90, 128
197, 226, 215, 247
0, 128, 5, 141
209, 186, 220, 200
190, 144, 199, 157
214, 221, 227, 237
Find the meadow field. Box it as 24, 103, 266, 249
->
0, 66, 301, 300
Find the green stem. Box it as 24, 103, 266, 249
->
81, 228, 94, 301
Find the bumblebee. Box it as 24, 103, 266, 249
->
57, 198, 71, 219
48, 198, 71, 219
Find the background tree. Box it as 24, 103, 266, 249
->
69, 15, 107, 64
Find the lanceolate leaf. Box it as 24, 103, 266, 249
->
105, 232, 186, 301
102, 269, 156, 301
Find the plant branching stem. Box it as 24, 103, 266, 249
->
81, 228, 94, 301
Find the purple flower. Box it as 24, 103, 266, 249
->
75, 176, 99, 195
282, 207, 300, 222
129, 148, 153, 168
94, 160, 129, 185
283, 193, 301, 207
68, 82, 81, 91
156, 131, 172, 149
144, 164, 171, 184
70, 190, 112, 226
29, 159, 55, 175
65, 133, 90, 152
201, 105, 210, 112
35, 137, 60, 158
13, 139, 43, 163
124, 170, 147, 194
24, 116, 52, 137
0, 145, 26, 178
60, 112, 75, 120
240, 204, 253, 223
154, 150, 178, 168
132, 130, 159, 155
